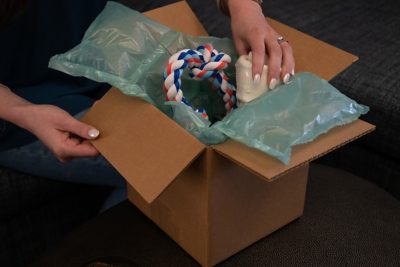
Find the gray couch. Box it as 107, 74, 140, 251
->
1, 0, 399, 266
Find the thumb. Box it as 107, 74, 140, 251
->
62, 116, 100, 140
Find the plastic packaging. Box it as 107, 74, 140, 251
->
213, 72, 369, 163
49, 1, 369, 164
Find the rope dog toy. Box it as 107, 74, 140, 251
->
163, 44, 236, 119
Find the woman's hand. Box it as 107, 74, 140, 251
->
1, 84, 100, 163
228, 0, 295, 89
20, 104, 100, 162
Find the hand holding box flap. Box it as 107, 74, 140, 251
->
81, 88, 205, 203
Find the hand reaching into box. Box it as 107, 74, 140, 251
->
221, 0, 295, 90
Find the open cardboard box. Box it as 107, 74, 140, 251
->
82, 1, 375, 266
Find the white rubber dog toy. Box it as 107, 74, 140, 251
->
235, 52, 269, 106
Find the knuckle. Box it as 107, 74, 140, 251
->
269, 44, 282, 58
279, 40, 291, 48
251, 25, 265, 35
283, 46, 293, 57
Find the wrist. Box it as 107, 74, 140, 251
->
219, 0, 263, 16
0, 85, 35, 130
7, 102, 36, 131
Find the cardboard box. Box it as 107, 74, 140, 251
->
82, 2, 375, 266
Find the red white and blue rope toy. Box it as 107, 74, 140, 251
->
163, 44, 237, 119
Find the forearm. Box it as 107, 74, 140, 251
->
0, 83, 34, 130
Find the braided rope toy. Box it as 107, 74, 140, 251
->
163, 44, 237, 120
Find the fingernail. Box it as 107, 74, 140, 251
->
269, 78, 278, 90
291, 69, 295, 76
283, 73, 290, 84
253, 74, 261, 85
88, 128, 100, 138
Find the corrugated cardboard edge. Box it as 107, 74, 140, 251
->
213, 119, 375, 182
268, 18, 359, 80
145, 1, 359, 81
275, 122, 375, 180
205, 147, 214, 267
205, 153, 310, 266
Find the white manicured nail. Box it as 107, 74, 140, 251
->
253, 74, 261, 85
283, 73, 290, 84
269, 78, 278, 90
291, 69, 295, 76
88, 128, 100, 138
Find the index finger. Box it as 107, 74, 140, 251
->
250, 39, 266, 84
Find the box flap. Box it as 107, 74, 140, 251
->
144, 1, 207, 36
82, 88, 205, 203
268, 18, 358, 80
147, 1, 358, 81
213, 120, 375, 181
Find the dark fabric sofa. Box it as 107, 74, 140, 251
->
1, 0, 399, 266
